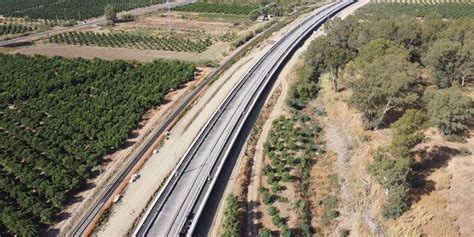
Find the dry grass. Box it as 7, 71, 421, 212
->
320, 74, 391, 236
320, 71, 474, 236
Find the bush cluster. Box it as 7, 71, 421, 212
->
49, 31, 213, 52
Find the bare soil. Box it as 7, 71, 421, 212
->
13, 42, 229, 63
386, 127, 473, 237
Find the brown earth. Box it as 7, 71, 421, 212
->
13, 42, 229, 63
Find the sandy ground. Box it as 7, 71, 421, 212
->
13, 42, 229, 63
386, 128, 474, 237
53, 69, 210, 235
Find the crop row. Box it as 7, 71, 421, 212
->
49, 31, 213, 52
0, 23, 36, 35
0, 54, 195, 235
359, 2, 474, 18
0, 0, 165, 20
173, 2, 256, 15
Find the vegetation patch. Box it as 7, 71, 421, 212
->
0, 23, 36, 36
304, 3, 473, 221
222, 193, 240, 236
48, 31, 213, 52
260, 110, 325, 236
0, 0, 165, 20
173, 3, 256, 15
0, 54, 195, 235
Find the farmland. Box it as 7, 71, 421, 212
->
361, 2, 474, 18
173, 2, 257, 15
0, 0, 165, 20
0, 54, 195, 235
0, 23, 36, 36
12, 7, 267, 62
49, 31, 213, 52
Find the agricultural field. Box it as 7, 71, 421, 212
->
0, 54, 195, 235
11, 8, 269, 62
173, 2, 257, 15
0, 23, 36, 36
0, 0, 165, 20
0, 17, 59, 41
361, 2, 474, 18
49, 31, 213, 52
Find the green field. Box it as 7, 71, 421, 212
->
173, 2, 257, 15
0, 0, 165, 20
0, 23, 36, 36
0, 54, 195, 235
49, 31, 213, 52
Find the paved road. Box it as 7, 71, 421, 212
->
0, 0, 194, 47
133, 1, 355, 236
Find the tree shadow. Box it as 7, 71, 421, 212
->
409, 146, 459, 205
40, 225, 60, 237
464, 118, 474, 139
242, 200, 263, 236
378, 109, 406, 129
121, 139, 136, 149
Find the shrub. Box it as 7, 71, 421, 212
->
425, 86, 473, 136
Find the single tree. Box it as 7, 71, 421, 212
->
305, 35, 351, 92
345, 39, 408, 77
367, 150, 411, 218
422, 39, 466, 88
425, 86, 473, 136
390, 109, 427, 157
259, 228, 272, 237
322, 45, 351, 92
458, 41, 474, 87
349, 53, 420, 129
104, 4, 117, 24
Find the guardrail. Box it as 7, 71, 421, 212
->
133, 1, 355, 236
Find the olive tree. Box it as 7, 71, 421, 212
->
425, 86, 473, 136
422, 39, 472, 88
104, 4, 117, 24
349, 53, 420, 129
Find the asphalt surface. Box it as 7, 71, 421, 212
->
0, 0, 194, 47
133, 1, 355, 236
